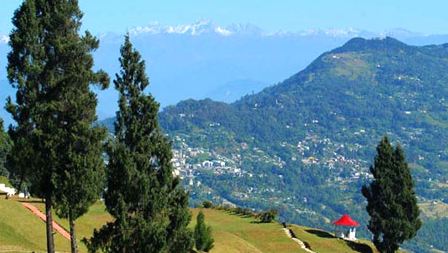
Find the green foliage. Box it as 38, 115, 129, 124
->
7, 1, 108, 252
194, 211, 214, 252
97, 37, 448, 251
362, 137, 421, 253
0, 120, 11, 177
6, 0, 40, 198
85, 35, 193, 253
202, 201, 214, 209
258, 209, 278, 223
405, 217, 448, 252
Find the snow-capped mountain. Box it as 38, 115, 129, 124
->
129, 20, 377, 38
127, 20, 430, 39
128, 20, 274, 37
130, 20, 236, 36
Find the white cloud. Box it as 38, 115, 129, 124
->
0, 35, 9, 44
298, 28, 362, 38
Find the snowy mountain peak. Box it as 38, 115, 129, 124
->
130, 20, 234, 36
128, 20, 401, 39
129, 20, 263, 37
127, 20, 432, 40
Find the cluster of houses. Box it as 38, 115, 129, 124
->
171, 148, 245, 181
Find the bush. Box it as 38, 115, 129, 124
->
258, 209, 278, 223
202, 201, 213, 208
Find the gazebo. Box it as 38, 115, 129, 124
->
332, 214, 360, 241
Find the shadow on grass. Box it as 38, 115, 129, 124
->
222, 210, 257, 219
305, 228, 374, 253
305, 229, 335, 238
235, 213, 256, 219
346, 240, 374, 253
249, 220, 265, 224
18, 199, 44, 204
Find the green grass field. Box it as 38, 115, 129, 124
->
189, 209, 304, 253
29, 200, 112, 253
0, 196, 378, 253
289, 225, 378, 253
0, 198, 71, 253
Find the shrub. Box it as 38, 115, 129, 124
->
258, 209, 278, 223
202, 201, 213, 209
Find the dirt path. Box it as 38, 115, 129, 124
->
21, 202, 71, 240
282, 228, 316, 253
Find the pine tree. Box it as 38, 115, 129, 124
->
362, 137, 421, 253
6, 0, 39, 197
84, 35, 193, 253
7, 1, 108, 252
194, 211, 214, 252
48, 3, 109, 253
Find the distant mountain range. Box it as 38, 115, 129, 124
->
155, 37, 448, 252
3, 21, 448, 126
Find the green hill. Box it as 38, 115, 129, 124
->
151, 37, 448, 252
0, 198, 378, 253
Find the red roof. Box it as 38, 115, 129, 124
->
332, 214, 360, 227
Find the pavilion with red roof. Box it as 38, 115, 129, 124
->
332, 214, 360, 241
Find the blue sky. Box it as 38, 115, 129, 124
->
1, 0, 448, 35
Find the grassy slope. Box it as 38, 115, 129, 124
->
190, 209, 305, 253
0, 198, 71, 253
290, 225, 378, 253
0, 197, 378, 253
30, 200, 112, 253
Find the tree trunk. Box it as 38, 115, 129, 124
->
69, 212, 78, 253
45, 196, 55, 253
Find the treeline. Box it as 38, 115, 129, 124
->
201, 201, 278, 224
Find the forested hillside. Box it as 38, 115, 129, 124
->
153, 38, 448, 250
104, 37, 448, 252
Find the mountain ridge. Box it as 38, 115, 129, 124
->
4, 28, 448, 126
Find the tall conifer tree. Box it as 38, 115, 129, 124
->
85, 35, 192, 253
7, 1, 108, 252
362, 137, 421, 253
194, 211, 214, 252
